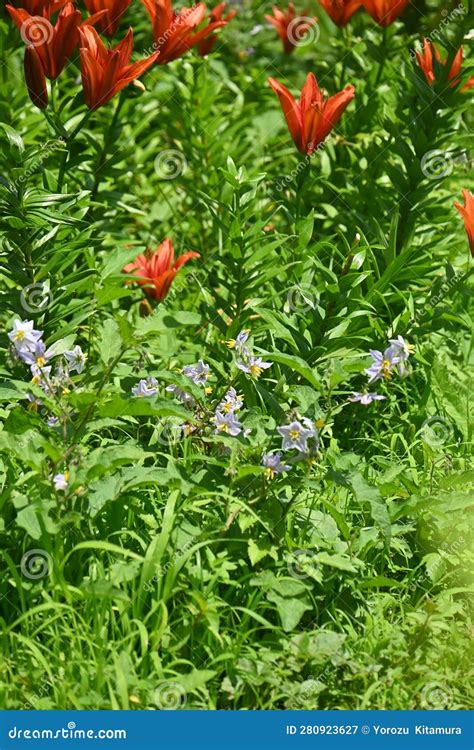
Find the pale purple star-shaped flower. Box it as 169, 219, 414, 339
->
365, 348, 400, 383
219, 387, 244, 413
227, 329, 250, 355
388, 336, 415, 360
64, 345, 87, 374
236, 356, 272, 379
277, 420, 315, 452
18, 340, 53, 367
131, 376, 158, 397
182, 359, 210, 386
350, 392, 386, 405
213, 410, 242, 436
8, 320, 43, 352
53, 472, 69, 491
386, 336, 414, 377
262, 452, 291, 478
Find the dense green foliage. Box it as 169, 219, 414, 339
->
0, 0, 473, 710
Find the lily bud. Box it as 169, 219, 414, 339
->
24, 46, 48, 109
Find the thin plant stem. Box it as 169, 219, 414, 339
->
294, 157, 311, 223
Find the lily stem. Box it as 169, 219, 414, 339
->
294, 157, 311, 224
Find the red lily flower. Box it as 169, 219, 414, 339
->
6, 2, 105, 108
198, 3, 236, 56
265, 3, 318, 55
268, 72, 355, 155
454, 189, 474, 258
83, 0, 132, 36
79, 26, 160, 109
361, 0, 409, 26
415, 39, 474, 91
124, 239, 200, 302
317, 0, 361, 26
141, 0, 230, 64
8, 0, 68, 14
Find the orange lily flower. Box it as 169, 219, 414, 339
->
6, 2, 105, 108
7, 0, 68, 13
268, 72, 355, 155
361, 0, 409, 26
198, 3, 236, 56
83, 0, 132, 36
415, 40, 474, 91
454, 190, 474, 258
317, 0, 361, 26
141, 0, 230, 64
6, 2, 105, 79
79, 26, 160, 109
265, 3, 318, 54
124, 239, 200, 302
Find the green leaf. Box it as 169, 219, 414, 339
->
266, 592, 312, 632
0, 123, 24, 154
314, 552, 362, 572
180, 669, 217, 692
16, 506, 42, 540
136, 309, 201, 336
350, 471, 392, 544
99, 396, 191, 420
267, 352, 321, 390
88, 475, 122, 517
0, 385, 27, 402
247, 538, 278, 566
98, 319, 122, 364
